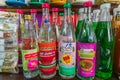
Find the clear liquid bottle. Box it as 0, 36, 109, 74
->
30, 9, 39, 40
59, 2, 76, 79
77, 1, 97, 80
95, 3, 115, 79
22, 15, 39, 79
17, 9, 24, 67
38, 3, 56, 79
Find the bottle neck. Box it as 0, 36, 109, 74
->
19, 14, 23, 23
42, 8, 50, 22
87, 7, 91, 21
52, 12, 58, 24
100, 8, 111, 22
25, 19, 33, 30
64, 8, 72, 24
31, 13, 37, 24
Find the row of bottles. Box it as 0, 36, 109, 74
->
17, 1, 117, 80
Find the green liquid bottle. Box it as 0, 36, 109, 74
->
77, 1, 97, 80
95, 3, 115, 79
76, 8, 84, 39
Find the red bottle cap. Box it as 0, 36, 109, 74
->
17, 9, 24, 14
83, 1, 92, 7
52, 8, 58, 12
42, 3, 50, 8
0, 9, 7, 12
31, 9, 37, 13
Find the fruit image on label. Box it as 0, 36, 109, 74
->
80, 60, 93, 72
62, 54, 72, 64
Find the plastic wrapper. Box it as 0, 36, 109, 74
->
96, 0, 120, 5
0, 12, 19, 73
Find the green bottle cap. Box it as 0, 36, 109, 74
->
71, 11, 75, 15
59, 12, 64, 16
64, 2, 71, 8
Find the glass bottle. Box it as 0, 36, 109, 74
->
30, 9, 39, 40
77, 1, 97, 80
22, 15, 39, 79
112, 9, 120, 79
17, 9, 24, 67
59, 2, 76, 79
92, 9, 100, 30
76, 8, 84, 39
59, 12, 64, 28
95, 3, 114, 79
38, 3, 56, 79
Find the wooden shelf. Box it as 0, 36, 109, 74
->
0, 4, 118, 13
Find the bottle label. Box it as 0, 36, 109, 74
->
39, 64, 56, 75
38, 41, 56, 65
59, 38, 76, 76
77, 42, 96, 77
22, 48, 38, 71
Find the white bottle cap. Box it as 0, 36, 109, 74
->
100, 3, 111, 9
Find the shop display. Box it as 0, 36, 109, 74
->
77, 1, 96, 80
38, 3, 57, 79
0, 11, 19, 73
59, 2, 76, 79
6, 0, 27, 6
92, 9, 100, 30
22, 15, 39, 79
112, 7, 120, 79
17, 9, 24, 67
95, 3, 114, 79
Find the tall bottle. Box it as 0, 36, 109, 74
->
17, 9, 24, 67
113, 9, 120, 80
30, 9, 39, 40
95, 3, 114, 79
77, 1, 97, 80
76, 8, 84, 39
22, 15, 39, 79
59, 2, 76, 79
38, 3, 56, 79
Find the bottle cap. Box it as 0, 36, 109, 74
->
52, 8, 59, 12
42, 3, 50, 8
64, 2, 71, 8
71, 11, 75, 15
78, 8, 84, 14
30, 9, 37, 13
59, 12, 64, 16
84, 1, 92, 7
17, 9, 24, 14
25, 15, 32, 20
100, 3, 111, 9
44, 19, 49, 23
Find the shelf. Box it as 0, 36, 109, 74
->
0, 4, 118, 13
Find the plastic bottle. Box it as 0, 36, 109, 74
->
59, 2, 76, 79
77, 1, 97, 80
95, 3, 115, 79
38, 3, 56, 79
